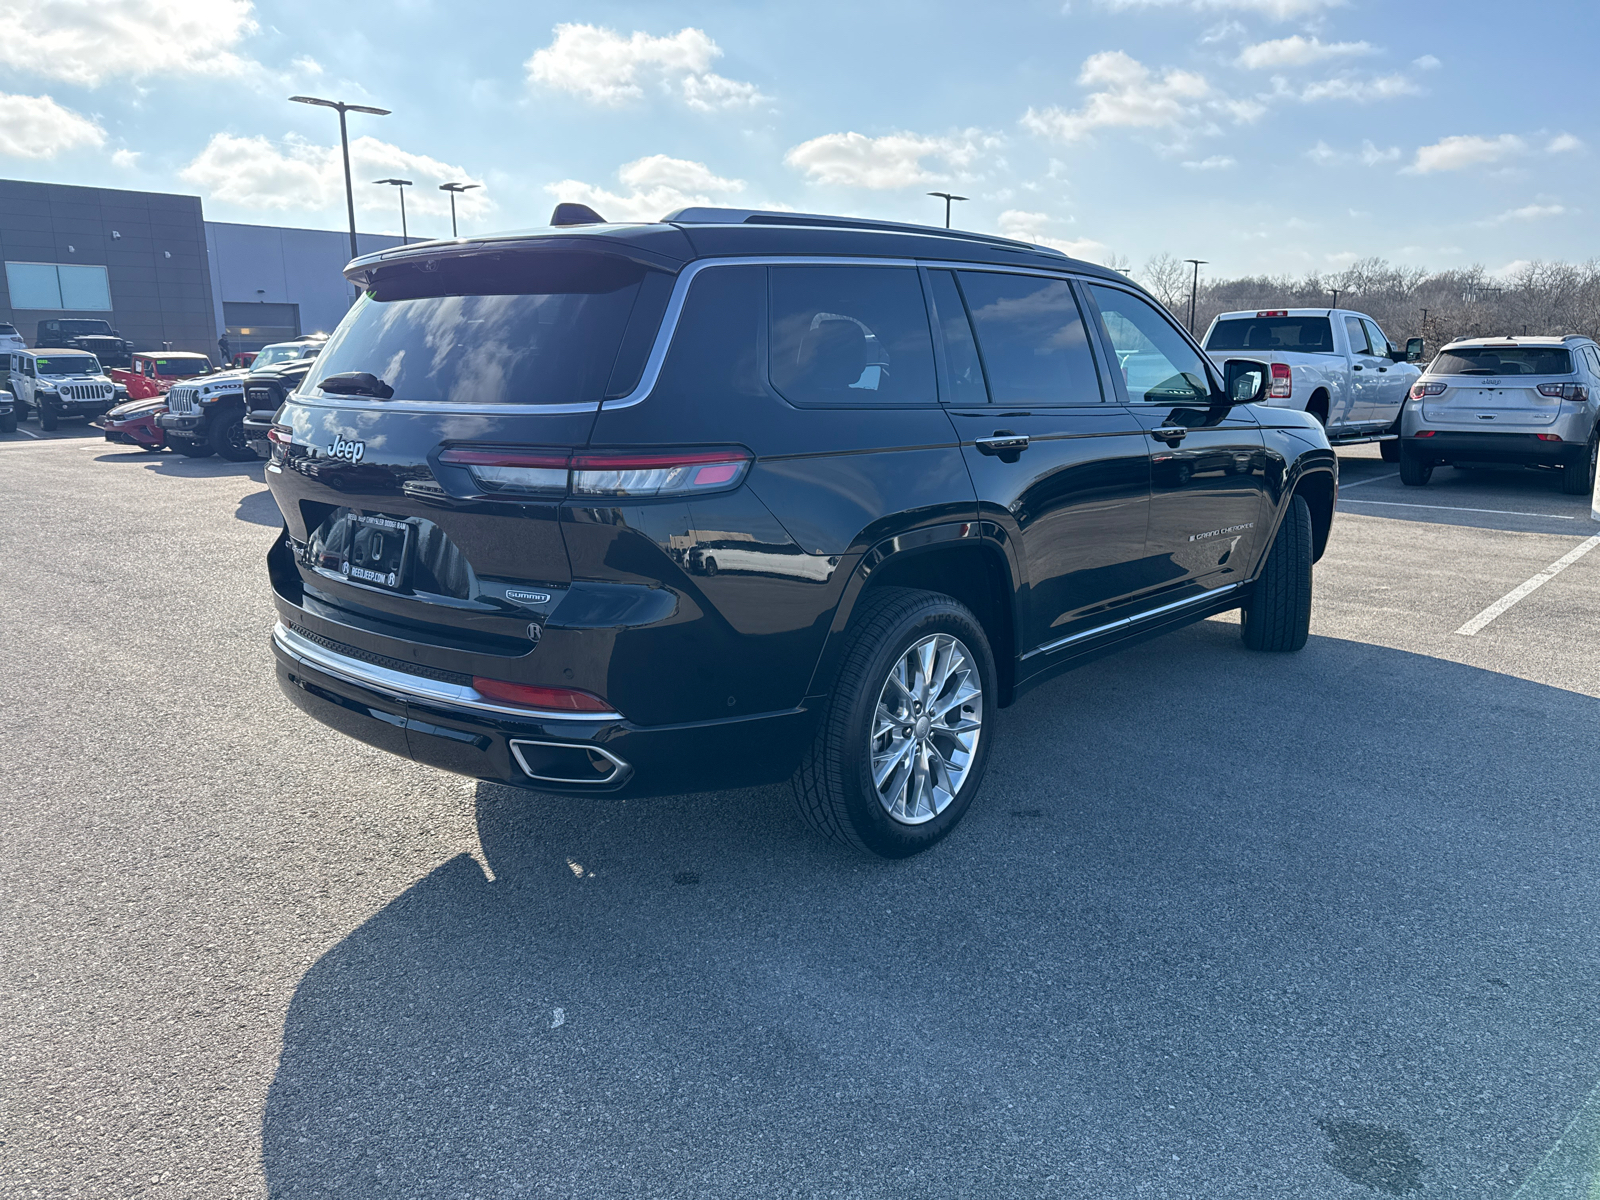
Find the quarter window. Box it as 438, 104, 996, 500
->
925, 270, 989, 405
1085, 284, 1212, 405
768, 266, 937, 406
956, 271, 1103, 406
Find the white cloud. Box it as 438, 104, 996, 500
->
1412, 54, 1441, 69
1237, 36, 1372, 69
1099, 0, 1344, 17
1407, 133, 1526, 173
1480, 203, 1568, 225
1308, 139, 1399, 166
1547, 133, 1583, 154
1182, 155, 1235, 169
1297, 73, 1419, 102
179, 132, 489, 224
111, 148, 140, 168
546, 155, 745, 223
784, 129, 995, 189
289, 54, 323, 77
0, 0, 257, 87
0, 91, 104, 158
996, 210, 1108, 261
525, 24, 767, 112
1021, 51, 1214, 142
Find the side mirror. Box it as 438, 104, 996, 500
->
1405, 337, 1424, 363
1223, 358, 1270, 405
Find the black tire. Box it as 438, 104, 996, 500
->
1560, 434, 1597, 495
1307, 392, 1329, 427
1399, 446, 1433, 486
208, 409, 257, 461
38, 403, 58, 431
791, 587, 996, 858
1379, 439, 1400, 462
1241, 494, 1312, 653
172, 436, 213, 458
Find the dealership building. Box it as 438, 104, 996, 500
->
0, 177, 404, 358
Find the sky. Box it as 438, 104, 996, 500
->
0, 0, 1595, 280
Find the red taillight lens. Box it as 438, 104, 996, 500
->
1537, 433, 1563, 442
1538, 383, 1589, 402
267, 425, 293, 446
1414, 430, 1436, 438
1256, 310, 1288, 317
438, 446, 753, 498
471, 677, 613, 713
1269, 362, 1292, 399
438, 447, 571, 496
570, 448, 752, 497
1410, 381, 1447, 400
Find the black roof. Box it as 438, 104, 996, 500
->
343, 209, 1129, 288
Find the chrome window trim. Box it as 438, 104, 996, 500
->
508, 738, 632, 786
1021, 584, 1241, 661
272, 622, 624, 721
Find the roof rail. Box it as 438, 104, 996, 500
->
660, 207, 1068, 256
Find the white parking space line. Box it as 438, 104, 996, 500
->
1456, 534, 1600, 637
1341, 499, 1576, 520
12, 426, 42, 439
1336, 472, 1399, 490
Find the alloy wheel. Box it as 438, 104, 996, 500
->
868, 633, 984, 825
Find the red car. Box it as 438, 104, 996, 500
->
94, 396, 169, 450
110, 351, 215, 400
230, 352, 258, 369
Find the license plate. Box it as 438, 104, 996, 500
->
340, 514, 414, 591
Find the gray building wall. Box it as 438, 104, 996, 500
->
0, 178, 216, 354
205, 222, 405, 350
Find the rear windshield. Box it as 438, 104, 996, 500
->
1431, 347, 1573, 376
1206, 317, 1335, 353
254, 344, 317, 368
305, 250, 670, 405
36, 356, 101, 376
0, 325, 17, 336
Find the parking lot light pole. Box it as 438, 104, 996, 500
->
1184, 259, 1207, 333
439, 182, 481, 238
290, 95, 391, 261
374, 178, 413, 243
927, 192, 968, 229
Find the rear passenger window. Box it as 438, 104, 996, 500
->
956, 271, 1103, 406
768, 266, 936, 406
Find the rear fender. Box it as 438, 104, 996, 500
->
804, 521, 1022, 706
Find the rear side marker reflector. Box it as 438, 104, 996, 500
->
1414, 430, 1436, 438
471, 677, 613, 712
438, 446, 753, 498
1537, 434, 1563, 442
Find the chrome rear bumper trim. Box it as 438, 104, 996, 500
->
272, 622, 623, 721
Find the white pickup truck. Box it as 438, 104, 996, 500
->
1201, 308, 1425, 459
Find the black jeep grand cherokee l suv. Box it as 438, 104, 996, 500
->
265, 208, 1335, 857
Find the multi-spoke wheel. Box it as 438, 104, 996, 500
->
792, 587, 996, 857
869, 633, 984, 825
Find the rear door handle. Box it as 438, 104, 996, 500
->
975, 431, 1030, 455
1148, 425, 1187, 445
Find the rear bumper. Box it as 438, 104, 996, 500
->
271, 622, 816, 797
1403, 431, 1576, 465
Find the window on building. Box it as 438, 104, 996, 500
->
4, 262, 112, 311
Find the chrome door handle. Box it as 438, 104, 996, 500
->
1149, 425, 1187, 444
975, 432, 1030, 455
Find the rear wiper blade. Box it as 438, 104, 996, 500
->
318, 371, 394, 399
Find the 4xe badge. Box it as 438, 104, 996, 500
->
327, 433, 366, 463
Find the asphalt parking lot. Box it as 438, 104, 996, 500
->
4, 426, 1600, 1199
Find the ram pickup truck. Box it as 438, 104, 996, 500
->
1202, 308, 1424, 459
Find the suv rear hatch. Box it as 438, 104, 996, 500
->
1419, 344, 1576, 430
265, 237, 684, 678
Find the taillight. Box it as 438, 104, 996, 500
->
570, 449, 752, 497
471, 677, 613, 713
1536, 433, 1563, 442
1538, 383, 1589, 402
438, 446, 753, 499
267, 425, 293, 446
1414, 430, 1436, 438
438, 448, 570, 496
1410, 381, 1447, 400
1269, 363, 1292, 399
